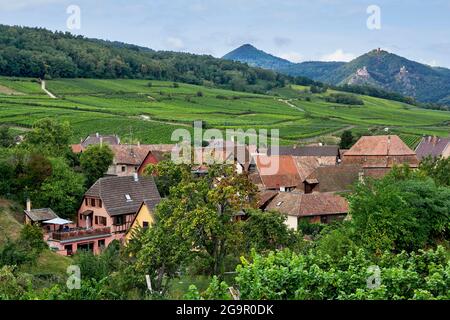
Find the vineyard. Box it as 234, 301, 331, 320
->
0, 77, 449, 145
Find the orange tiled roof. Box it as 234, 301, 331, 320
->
254, 155, 301, 189
345, 135, 416, 156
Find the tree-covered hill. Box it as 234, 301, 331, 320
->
0, 25, 316, 94
224, 45, 450, 104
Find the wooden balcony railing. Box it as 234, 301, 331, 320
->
51, 227, 111, 241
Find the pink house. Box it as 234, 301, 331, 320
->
47, 174, 161, 256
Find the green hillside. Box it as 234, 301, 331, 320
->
0, 77, 448, 146
224, 45, 450, 104
0, 25, 307, 95
0, 199, 71, 281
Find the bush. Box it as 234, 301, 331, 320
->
325, 93, 364, 105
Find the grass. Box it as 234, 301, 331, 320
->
0, 198, 72, 285
0, 77, 449, 145
0, 199, 22, 245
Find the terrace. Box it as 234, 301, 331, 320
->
50, 227, 111, 242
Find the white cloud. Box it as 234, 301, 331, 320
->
279, 52, 303, 63
166, 37, 184, 50
320, 49, 355, 62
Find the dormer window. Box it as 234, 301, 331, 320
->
125, 194, 132, 202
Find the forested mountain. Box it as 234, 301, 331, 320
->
224, 45, 450, 104
222, 44, 344, 79
319, 49, 450, 104
0, 25, 317, 93
222, 44, 293, 70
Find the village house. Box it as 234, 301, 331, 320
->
43, 174, 161, 256
107, 144, 154, 176
71, 133, 120, 153
106, 144, 173, 176
253, 155, 302, 192
125, 199, 160, 242
265, 191, 349, 229
78, 174, 161, 236
137, 150, 168, 175
24, 198, 58, 227
303, 165, 363, 194
342, 135, 419, 178
415, 136, 450, 160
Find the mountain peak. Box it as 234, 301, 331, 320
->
223, 44, 292, 69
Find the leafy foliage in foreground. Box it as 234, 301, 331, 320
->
192, 247, 449, 300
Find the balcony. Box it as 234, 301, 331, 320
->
51, 227, 111, 242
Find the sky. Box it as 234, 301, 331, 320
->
1, 0, 450, 67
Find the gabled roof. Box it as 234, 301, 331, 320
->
266, 192, 349, 217
24, 208, 58, 222
254, 155, 301, 189
345, 135, 415, 156
305, 165, 362, 192
84, 175, 161, 216
257, 190, 279, 208
81, 134, 120, 148
110, 145, 153, 166
269, 145, 339, 157
415, 136, 450, 160
293, 156, 336, 181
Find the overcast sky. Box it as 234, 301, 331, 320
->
1, 0, 450, 67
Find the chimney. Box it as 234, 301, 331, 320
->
26, 198, 31, 212
133, 172, 139, 182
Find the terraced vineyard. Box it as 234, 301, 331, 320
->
0, 77, 448, 145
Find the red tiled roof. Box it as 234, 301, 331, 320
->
255, 155, 301, 189
266, 192, 349, 217
71, 144, 84, 154
345, 135, 415, 156
110, 145, 153, 165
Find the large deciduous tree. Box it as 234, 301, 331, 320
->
25, 118, 72, 157
34, 158, 85, 218
80, 144, 114, 186
155, 164, 258, 275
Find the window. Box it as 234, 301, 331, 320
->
320, 216, 329, 224
94, 216, 99, 225
79, 214, 83, 220
125, 194, 132, 202
98, 239, 105, 249
98, 216, 107, 226
121, 166, 126, 172
85, 198, 88, 206
90, 198, 96, 207
114, 216, 124, 226
142, 221, 149, 229
98, 199, 102, 208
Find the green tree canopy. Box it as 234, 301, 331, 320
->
80, 145, 114, 186
25, 118, 72, 157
